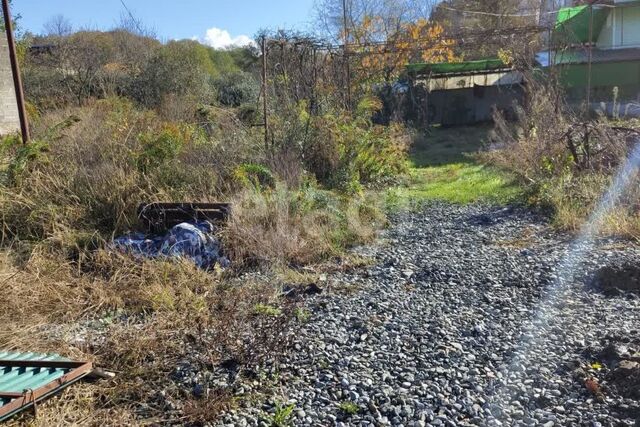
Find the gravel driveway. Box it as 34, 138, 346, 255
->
220, 203, 640, 427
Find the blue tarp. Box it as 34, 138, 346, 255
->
113, 221, 229, 270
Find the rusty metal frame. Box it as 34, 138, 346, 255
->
138, 202, 231, 233
0, 360, 92, 422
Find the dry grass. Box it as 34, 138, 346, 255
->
0, 97, 390, 425
0, 245, 295, 425
484, 76, 640, 238
223, 185, 385, 267
0, 98, 242, 240
1, 97, 384, 263
536, 173, 640, 239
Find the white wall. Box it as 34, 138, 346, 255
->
597, 8, 616, 48
597, 4, 640, 49
621, 5, 640, 47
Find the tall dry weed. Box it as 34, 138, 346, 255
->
485, 74, 640, 236
222, 185, 384, 267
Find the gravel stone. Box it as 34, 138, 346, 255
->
216, 203, 640, 426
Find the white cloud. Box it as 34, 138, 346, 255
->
202, 27, 255, 49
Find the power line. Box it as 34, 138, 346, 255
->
439, 5, 545, 18
438, 1, 617, 19
265, 22, 548, 55
119, 0, 144, 35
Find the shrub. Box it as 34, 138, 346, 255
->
484, 75, 640, 236
130, 40, 216, 108
214, 71, 260, 107
233, 163, 276, 190
303, 114, 409, 192
135, 124, 193, 172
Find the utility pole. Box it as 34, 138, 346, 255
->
342, 0, 352, 110
261, 36, 269, 151
2, 0, 29, 144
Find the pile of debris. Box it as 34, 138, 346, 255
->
113, 221, 229, 270
113, 203, 231, 270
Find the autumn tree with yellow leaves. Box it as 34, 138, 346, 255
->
315, 0, 458, 87
352, 16, 458, 84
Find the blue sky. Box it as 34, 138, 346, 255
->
14, 0, 317, 46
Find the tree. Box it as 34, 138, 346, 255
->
24, 28, 165, 106
353, 17, 457, 84
0, 0, 22, 36
131, 40, 216, 107
227, 46, 260, 71
63, 31, 116, 101
314, 0, 457, 84
116, 10, 156, 39
430, 0, 545, 59
314, 0, 437, 42
43, 14, 72, 37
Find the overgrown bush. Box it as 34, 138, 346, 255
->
306, 115, 409, 192
268, 98, 409, 194
233, 163, 276, 190
484, 76, 640, 236
214, 71, 260, 107
0, 97, 240, 239
130, 40, 217, 108
0, 96, 395, 262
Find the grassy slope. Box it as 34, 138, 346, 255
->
386, 126, 523, 208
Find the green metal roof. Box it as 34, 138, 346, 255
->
554, 5, 610, 44
552, 46, 640, 66
0, 352, 92, 422
406, 59, 508, 76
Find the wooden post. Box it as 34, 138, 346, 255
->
2, 0, 29, 144
586, 3, 594, 117
424, 72, 433, 129
342, 0, 352, 111
547, 26, 552, 68
261, 36, 269, 151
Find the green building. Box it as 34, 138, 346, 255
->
406, 0, 640, 125
551, 0, 640, 107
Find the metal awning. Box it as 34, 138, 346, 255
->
407, 59, 509, 78
554, 5, 610, 45
548, 46, 640, 66
0, 352, 92, 422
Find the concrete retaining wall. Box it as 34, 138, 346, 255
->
0, 32, 19, 136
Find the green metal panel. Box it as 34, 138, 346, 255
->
406, 59, 507, 76
554, 5, 610, 44
0, 352, 73, 419
556, 60, 640, 101
559, 60, 640, 87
